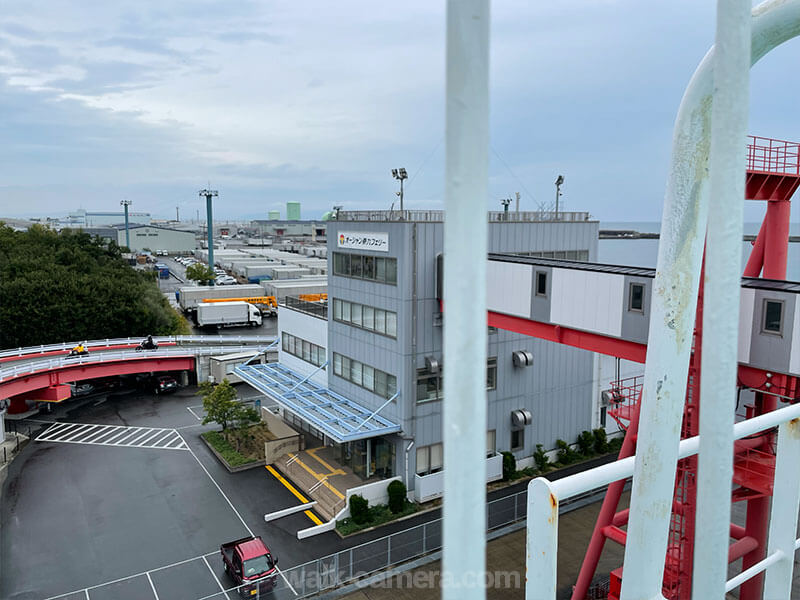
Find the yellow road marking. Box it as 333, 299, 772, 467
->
265, 465, 323, 526
306, 448, 346, 475
289, 455, 346, 500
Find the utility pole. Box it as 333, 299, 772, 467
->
199, 188, 218, 284
515, 191, 521, 213
555, 175, 564, 220
176, 206, 179, 222
120, 200, 132, 249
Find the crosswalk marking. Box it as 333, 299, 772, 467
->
36, 422, 188, 450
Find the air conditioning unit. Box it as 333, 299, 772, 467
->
425, 356, 440, 375
511, 350, 534, 368
511, 408, 533, 428
601, 389, 624, 407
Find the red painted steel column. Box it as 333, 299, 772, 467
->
570, 405, 641, 600
7, 396, 29, 414
739, 391, 777, 600
743, 219, 766, 277
762, 200, 791, 279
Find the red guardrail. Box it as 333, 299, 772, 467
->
747, 135, 800, 175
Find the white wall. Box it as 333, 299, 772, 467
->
550, 269, 624, 337
278, 307, 328, 386
486, 262, 532, 318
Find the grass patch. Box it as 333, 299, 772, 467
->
336, 501, 419, 536
201, 430, 256, 467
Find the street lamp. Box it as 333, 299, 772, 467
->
500, 198, 512, 220
392, 168, 408, 213
120, 200, 132, 250
554, 175, 564, 220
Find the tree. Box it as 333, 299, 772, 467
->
198, 379, 259, 432
0, 223, 187, 348
186, 263, 215, 285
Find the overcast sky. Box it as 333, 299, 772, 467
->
1, 1, 798, 223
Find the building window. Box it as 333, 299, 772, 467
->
332, 352, 396, 399
486, 357, 497, 391
282, 333, 326, 367
416, 357, 498, 402
600, 406, 607, 428
333, 298, 397, 339
527, 249, 590, 261
487, 430, 496, 457
511, 429, 524, 452
762, 299, 784, 334
488, 326, 497, 335
416, 369, 442, 403
629, 283, 645, 312
536, 271, 547, 296
333, 252, 397, 285
416, 443, 444, 476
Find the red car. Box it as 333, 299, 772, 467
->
221, 536, 279, 597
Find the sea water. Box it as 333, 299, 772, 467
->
598, 221, 800, 281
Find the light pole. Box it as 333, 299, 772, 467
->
391, 168, 408, 213
199, 188, 218, 284
120, 200, 132, 249
554, 175, 564, 220
500, 198, 512, 220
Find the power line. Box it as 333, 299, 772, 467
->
491, 145, 539, 207
406, 137, 444, 189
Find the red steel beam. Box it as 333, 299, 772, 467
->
0, 356, 195, 398
488, 311, 648, 363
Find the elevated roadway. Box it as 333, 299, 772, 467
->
0, 335, 275, 413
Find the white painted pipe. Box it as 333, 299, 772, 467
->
442, 2, 490, 599
620, 3, 800, 598
692, 2, 751, 599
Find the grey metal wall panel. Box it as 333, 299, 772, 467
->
530, 266, 552, 323
748, 290, 795, 374
620, 275, 652, 344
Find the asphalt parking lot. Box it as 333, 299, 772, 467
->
0, 384, 343, 600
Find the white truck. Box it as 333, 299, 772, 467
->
196, 301, 263, 329
177, 284, 264, 314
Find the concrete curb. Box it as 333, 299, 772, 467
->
199, 433, 265, 473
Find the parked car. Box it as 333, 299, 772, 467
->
152, 375, 179, 395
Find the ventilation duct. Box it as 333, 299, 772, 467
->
512, 350, 533, 368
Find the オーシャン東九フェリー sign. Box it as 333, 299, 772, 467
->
337, 232, 389, 252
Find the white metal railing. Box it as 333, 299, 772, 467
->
526, 401, 800, 599
0, 346, 265, 383
334, 209, 591, 223
0, 335, 274, 362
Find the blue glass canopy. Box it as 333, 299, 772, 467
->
235, 362, 401, 443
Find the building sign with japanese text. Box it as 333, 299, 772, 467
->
337, 231, 389, 252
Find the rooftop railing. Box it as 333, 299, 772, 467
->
281, 296, 328, 320
335, 210, 592, 223
747, 135, 800, 175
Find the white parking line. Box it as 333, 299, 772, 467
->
145, 572, 160, 600
202, 555, 232, 600
179, 431, 254, 537
44, 551, 219, 600
35, 422, 188, 451
187, 405, 204, 420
